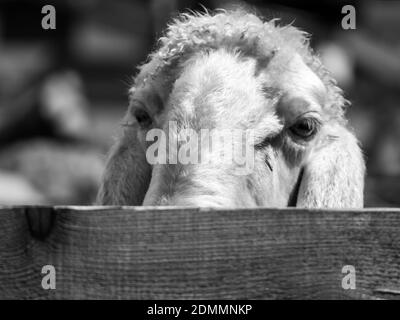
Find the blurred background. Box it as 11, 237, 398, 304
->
0, 0, 399, 206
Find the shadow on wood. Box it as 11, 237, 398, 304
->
1, 206, 400, 299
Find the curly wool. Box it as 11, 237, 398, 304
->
135, 10, 348, 120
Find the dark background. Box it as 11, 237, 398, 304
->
0, 0, 399, 206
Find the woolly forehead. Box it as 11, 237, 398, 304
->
129, 11, 346, 121
132, 11, 305, 88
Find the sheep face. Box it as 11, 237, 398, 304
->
98, 11, 365, 208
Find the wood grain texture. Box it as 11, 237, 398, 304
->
1, 206, 400, 299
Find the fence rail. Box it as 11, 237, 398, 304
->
1, 206, 400, 299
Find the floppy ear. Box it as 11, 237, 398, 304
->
96, 126, 151, 205
296, 123, 365, 208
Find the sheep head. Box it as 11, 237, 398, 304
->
98, 10, 365, 208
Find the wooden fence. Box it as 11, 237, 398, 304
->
1, 206, 400, 299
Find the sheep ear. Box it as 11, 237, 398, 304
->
296, 124, 365, 208
97, 127, 151, 205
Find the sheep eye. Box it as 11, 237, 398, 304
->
290, 118, 319, 139
134, 109, 152, 128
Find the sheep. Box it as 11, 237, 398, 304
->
97, 9, 365, 208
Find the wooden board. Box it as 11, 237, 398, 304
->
1, 206, 400, 299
